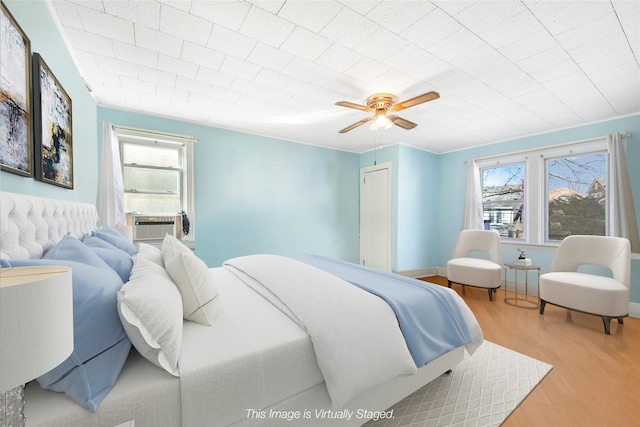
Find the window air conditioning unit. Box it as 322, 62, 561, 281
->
132, 215, 181, 241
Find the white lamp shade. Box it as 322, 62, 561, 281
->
0, 266, 73, 393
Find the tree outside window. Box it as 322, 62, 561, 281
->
546, 153, 607, 240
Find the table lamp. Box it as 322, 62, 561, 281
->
0, 266, 73, 427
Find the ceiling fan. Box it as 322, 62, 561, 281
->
335, 91, 440, 133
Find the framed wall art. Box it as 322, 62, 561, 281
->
32, 52, 73, 189
0, 1, 32, 177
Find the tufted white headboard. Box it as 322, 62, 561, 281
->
0, 192, 99, 260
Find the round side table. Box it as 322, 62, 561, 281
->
503, 262, 541, 309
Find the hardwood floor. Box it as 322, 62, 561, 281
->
421, 276, 640, 427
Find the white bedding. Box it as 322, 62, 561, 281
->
25, 264, 469, 427
24, 350, 181, 427
25, 267, 325, 426
178, 267, 324, 426
223, 254, 417, 411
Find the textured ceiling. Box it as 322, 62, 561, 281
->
48, 0, 640, 153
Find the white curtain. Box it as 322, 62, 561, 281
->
463, 159, 484, 230
608, 133, 640, 252
97, 122, 126, 226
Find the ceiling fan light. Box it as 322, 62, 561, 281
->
384, 118, 394, 129
375, 113, 389, 128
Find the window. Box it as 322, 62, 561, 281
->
115, 127, 195, 239
122, 142, 182, 214
476, 137, 609, 246
546, 152, 607, 241
481, 163, 525, 240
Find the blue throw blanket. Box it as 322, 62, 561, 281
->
294, 255, 477, 367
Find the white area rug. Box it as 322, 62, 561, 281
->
365, 341, 552, 427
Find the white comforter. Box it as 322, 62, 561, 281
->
223, 255, 417, 410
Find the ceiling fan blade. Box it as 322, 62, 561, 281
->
388, 115, 417, 130
339, 117, 373, 133
393, 91, 440, 111
335, 101, 372, 112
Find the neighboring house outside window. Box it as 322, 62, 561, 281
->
481, 163, 525, 240
587, 178, 606, 201
477, 137, 609, 246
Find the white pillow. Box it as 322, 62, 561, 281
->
162, 234, 191, 260
117, 256, 183, 376
164, 250, 218, 326
137, 242, 163, 267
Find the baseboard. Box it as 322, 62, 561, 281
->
502, 280, 538, 295
629, 302, 640, 319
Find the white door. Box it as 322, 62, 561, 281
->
360, 162, 392, 271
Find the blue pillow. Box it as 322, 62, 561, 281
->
43, 234, 111, 270
2, 257, 131, 412
83, 235, 133, 282
93, 226, 137, 256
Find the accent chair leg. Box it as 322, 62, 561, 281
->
618, 317, 624, 325
488, 288, 493, 301
602, 316, 612, 335
448, 280, 452, 288
539, 300, 546, 315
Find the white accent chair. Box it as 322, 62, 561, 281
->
539, 235, 631, 335
447, 230, 502, 301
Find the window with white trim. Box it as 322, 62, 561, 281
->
545, 151, 607, 241
115, 126, 195, 240
477, 137, 609, 245
481, 163, 525, 240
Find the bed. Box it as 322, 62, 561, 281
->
0, 191, 483, 427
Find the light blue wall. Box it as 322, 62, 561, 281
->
98, 107, 360, 267
0, 1, 98, 203
437, 114, 640, 303
397, 145, 440, 271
